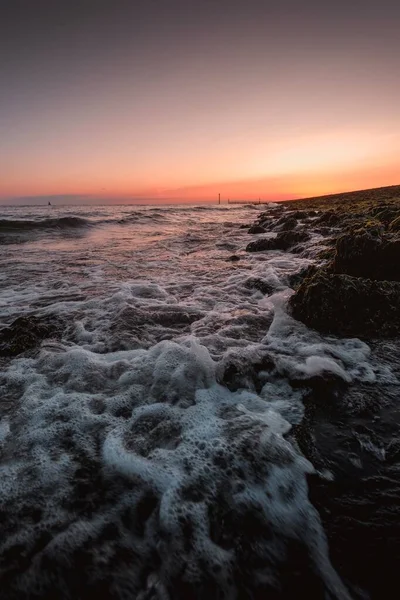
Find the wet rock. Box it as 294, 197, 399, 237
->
217, 350, 275, 392
315, 246, 336, 261
239, 223, 251, 229
0, 315, 65, 357
244, 277, 277, 295
258, 217, 273, 229
287, 265, 318, 290
370, 206, 398, 225
245, 238, 273, 252
333, 231, 400, 281
388, 215, 400, 231
248, 225, 266, 234
315, 211, 342, 226
293, 371, 400, 600
291, 210, 318, 219
246, 230, 310, 253
275, 215, 298, 231
289, 270, 400, 337
277, 230, 311, 248
227, 254, 241, 261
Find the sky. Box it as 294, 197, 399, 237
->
0, 0, 399, 204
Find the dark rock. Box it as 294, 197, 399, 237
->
333, 231, 400, 281
239, 223, 251, 229
244, 277, 277, 295
0, 315, 64, 357
388, 216, 400, 232
315, 211, 342, 226
293, 371, 400, 600
275, 216, 298, 231
247, 225, 266, 234
246, 230, 310, 253
217, 351, 275, 392
370, 206, 398, 225
277, 230, 311, 248
290, 210, 318, 219
227, 255, 240, 261
258, 217, 273, 229
289, 270, 400, 337
288, 265, 318, 290
315, 246, 336, 261
246, 238, 273, 252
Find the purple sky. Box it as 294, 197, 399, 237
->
1, 0, 399, 203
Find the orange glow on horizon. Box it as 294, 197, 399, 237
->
1, 129, 399, 204
1, 2, 399, 205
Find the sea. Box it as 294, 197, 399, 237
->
0, 204, 399, 599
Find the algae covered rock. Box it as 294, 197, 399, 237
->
289, 270, 400, 337
314, 211, 342, 226
288, 265, 318, 290
334, 231, 400, 281
389, 216, 400, 232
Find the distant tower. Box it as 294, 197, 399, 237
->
218, 193, 220, 205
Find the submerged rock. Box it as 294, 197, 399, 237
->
0, 315, 64, 356
244, 277, 281, 295
289, 270, 400, 337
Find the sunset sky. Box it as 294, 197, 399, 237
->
1, 0, 399, 204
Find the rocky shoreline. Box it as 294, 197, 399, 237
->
244, 184, 400, 599
246, 184, 400, 338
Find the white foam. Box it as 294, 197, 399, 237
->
3, 203, 387, 597
0, 337, 352, 598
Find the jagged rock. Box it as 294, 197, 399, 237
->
333, 231, 400, 281
248, 225, 266, 234
389, 216, 400, 231
289, 270, 400, 337
278, 230, 311, 247
246, 230, 310, 253
0, 315, 64, 356
314, 211, 342, 226
288, 265, 318, 290
370, 206, 399, 225
275, 215, 297, 231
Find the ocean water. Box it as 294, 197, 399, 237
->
0, 204, 399, 599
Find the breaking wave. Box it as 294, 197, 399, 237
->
0, 216, 90, 232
